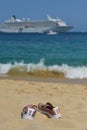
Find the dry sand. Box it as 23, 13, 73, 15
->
0, 78, 87, 130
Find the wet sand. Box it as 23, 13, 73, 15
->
0, 75, 87, 84
0, 78, 87, 130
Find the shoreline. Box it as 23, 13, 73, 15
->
0, 75, 87, 85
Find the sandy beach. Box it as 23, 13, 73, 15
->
0, 78, 87, 130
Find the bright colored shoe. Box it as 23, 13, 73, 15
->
21, 104, 37, 120
38, 102, 61, 118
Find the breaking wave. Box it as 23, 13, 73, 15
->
0, 59, 87, 79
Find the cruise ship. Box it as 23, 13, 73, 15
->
0, 15, 73, 33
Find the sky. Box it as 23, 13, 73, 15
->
0, 0, 87, 32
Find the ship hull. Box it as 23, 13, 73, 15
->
0, 25, 73, 33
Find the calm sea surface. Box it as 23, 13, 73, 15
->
0, 32, 87, 79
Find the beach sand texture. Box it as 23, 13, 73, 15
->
0, 79, 87, 130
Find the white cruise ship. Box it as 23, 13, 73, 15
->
0, 15, 73, 33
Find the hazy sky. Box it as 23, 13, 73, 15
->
0, 0, 87, 31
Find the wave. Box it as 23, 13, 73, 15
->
0, 59, 87, 79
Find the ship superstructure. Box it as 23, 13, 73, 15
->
0, 15, 73, 33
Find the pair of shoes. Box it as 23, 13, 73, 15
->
21, 102, 61, 120
38, 102, 62, 118
21, 104, 37, 120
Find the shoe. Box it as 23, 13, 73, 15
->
21, 104, 37, 120
38, 102, 61, 118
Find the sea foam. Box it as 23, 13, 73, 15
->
0, 60, 87, 79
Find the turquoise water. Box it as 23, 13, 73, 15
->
0, 32, 87, 79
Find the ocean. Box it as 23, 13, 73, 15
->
0, 32, 87, 79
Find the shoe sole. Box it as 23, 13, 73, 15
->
38, 108, 61, 118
